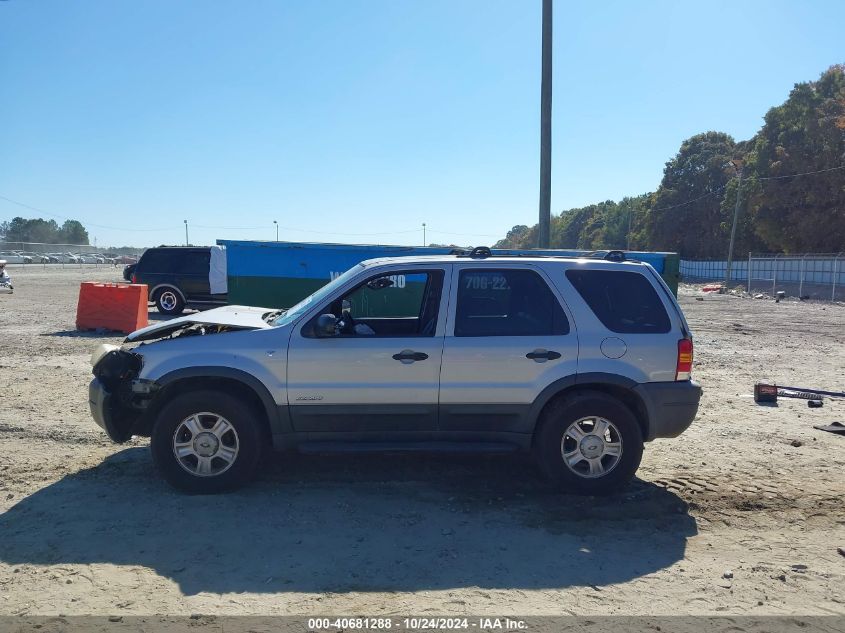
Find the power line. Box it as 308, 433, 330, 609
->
5, 161, 843, 239
193, 224, 423, 237
0, 195, 423, 237
757, 163, 845, 180
650, 186, 726, 212
0, 194, 170, 232
427, 228, 501, 238
649, 163, 845, 212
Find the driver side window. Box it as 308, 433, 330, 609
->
312, 269, 444, 338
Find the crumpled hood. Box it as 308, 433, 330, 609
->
125, 305, 274, 342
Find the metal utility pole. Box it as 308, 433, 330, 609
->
724, 160, 743, 288
274, 220, 279, 241
537, 0, 553, 249
184, 220, 189, 246
422, 222, 426, 246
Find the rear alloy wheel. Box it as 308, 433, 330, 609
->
151, 391, 263, 493
155, 288, 185, 315
560, 416, 624, 479
534, 391, 643, 495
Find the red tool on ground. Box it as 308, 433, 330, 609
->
754, 382, 845, 404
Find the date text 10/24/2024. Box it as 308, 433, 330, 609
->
307, 618, 527, 631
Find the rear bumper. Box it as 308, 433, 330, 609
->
634, 380, 702, 440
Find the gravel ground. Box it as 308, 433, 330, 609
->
0, 267, 843, 616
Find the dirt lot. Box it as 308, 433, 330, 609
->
0, 266, 843, 616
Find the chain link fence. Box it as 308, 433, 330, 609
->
0, 241, 144, 268
680, 253, 845, 301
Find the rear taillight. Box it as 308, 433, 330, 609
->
676, 338, 693, 381
131, 273, 137, 284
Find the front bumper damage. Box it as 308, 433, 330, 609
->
89, 349, 155, 443
89, 377, 127, 442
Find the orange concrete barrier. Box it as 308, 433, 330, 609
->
76, 283, 149, 334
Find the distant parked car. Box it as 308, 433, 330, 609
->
130, 246, 226, 315
115, 255, 138, 265
21, 252, 53, 263
0, 252, 32, 264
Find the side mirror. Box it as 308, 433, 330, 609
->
315, 313, 339, 337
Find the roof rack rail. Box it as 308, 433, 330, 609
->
454, 246, 493, 259
449, 246, 633, 262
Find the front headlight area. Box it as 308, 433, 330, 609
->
91, 346, 143, 392
90, 343, 120, 368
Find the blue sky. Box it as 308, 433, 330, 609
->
1, 0, 843, 248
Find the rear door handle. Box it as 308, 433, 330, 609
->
526, 349, 561, 361
392, 350, 429, 362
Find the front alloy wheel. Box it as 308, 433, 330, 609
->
151, 391, 263, 494
173, 412, 240, 477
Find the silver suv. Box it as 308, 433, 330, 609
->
88, 250, 701, 495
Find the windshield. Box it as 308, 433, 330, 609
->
271, 264, 364, 327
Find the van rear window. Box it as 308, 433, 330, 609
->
565, 269, 671, 334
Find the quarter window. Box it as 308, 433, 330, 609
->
565, 269, 671, 333
455, 269, 569, 337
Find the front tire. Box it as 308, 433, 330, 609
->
155, 287, 185, 315
150, 391, 264, 494
534, 391, 643, 495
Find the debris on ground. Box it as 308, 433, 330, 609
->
813, 421, 845, 435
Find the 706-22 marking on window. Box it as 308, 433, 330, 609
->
464, 274, 510, 291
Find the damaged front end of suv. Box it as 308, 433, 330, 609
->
89, 344, 151, 443
88, 304, 276, 444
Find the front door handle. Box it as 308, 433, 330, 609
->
526, 349, 562, 361
393, 350, 429, 362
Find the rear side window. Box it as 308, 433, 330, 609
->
181, 251, 210, 275
138, 249, 177, 271
566, 269, 671, 333
139, 249, 208, 274
455, 269, 569, 337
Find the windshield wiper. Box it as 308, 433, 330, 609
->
263, 309, 287, 323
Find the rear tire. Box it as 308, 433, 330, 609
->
150, 390, 264, 494
534, 391, 643, 495
155, 287, 185, 315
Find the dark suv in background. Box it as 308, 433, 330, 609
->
131, 246, 226, 315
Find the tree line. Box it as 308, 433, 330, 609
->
0, 217, 90, 245
496, 65, 845, 258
